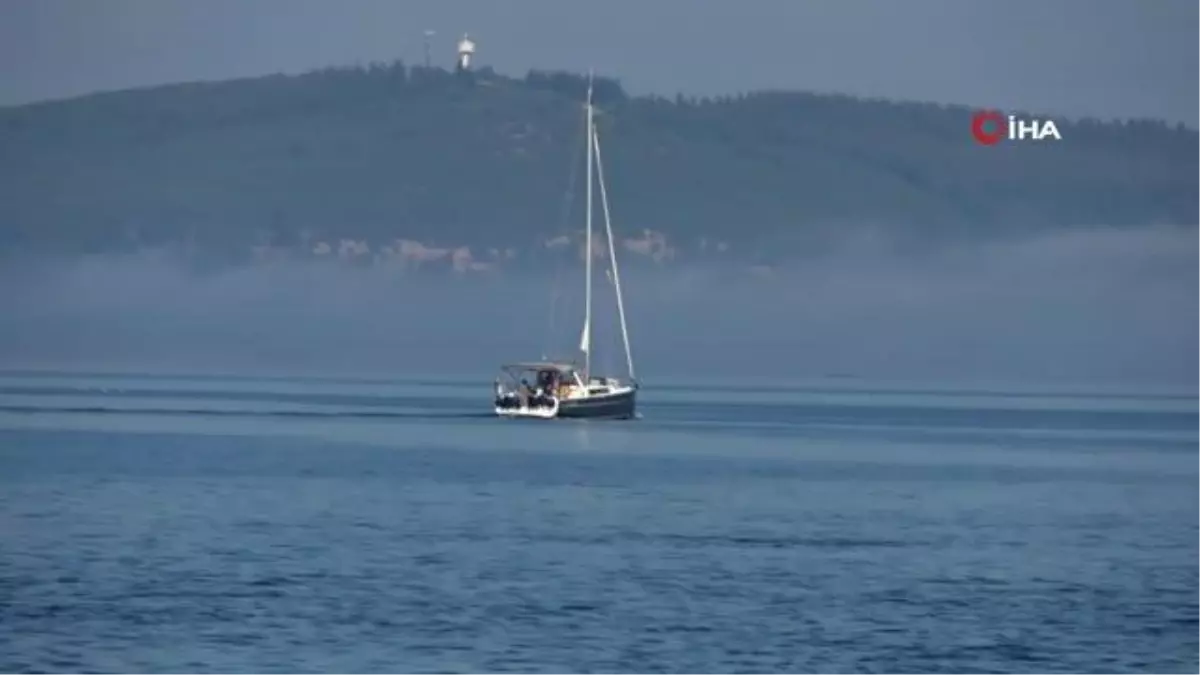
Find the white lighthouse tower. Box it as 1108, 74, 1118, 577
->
456, 33, 476, 72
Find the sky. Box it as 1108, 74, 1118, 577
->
1, 0, 1197, 126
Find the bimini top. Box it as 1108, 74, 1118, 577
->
500, 361, 578, 374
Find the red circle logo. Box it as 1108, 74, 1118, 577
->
971, 110, 1005, 146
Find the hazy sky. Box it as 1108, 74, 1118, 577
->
1, 0, 1196, 125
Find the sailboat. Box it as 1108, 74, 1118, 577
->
493, 76, 638, 420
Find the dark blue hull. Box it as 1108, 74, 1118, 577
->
556, 387, 637, 419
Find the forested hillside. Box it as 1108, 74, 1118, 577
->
0, 62, 1195, 268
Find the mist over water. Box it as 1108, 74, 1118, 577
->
1, 224, 1195, 388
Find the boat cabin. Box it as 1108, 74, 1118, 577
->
495, 361, 622, 401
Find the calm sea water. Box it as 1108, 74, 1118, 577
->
0, 372, 1195, 673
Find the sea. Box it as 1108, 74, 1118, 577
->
0, 371, 1196, 673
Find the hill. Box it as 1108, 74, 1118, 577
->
0, 62, 1196, 270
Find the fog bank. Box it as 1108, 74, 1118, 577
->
1, 225, 1195, 388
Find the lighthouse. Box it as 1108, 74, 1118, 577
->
456, 33, 476, 72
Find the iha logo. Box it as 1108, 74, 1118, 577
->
971, 110, 1062, 145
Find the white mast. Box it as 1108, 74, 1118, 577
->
592, 123, 635, 382
580, 72, 594, 382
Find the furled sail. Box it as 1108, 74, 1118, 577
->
579, 318, 590, 353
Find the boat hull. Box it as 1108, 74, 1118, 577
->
557, 387, 637, 419
494, 404, 558, 419
493, 386, 637, 420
